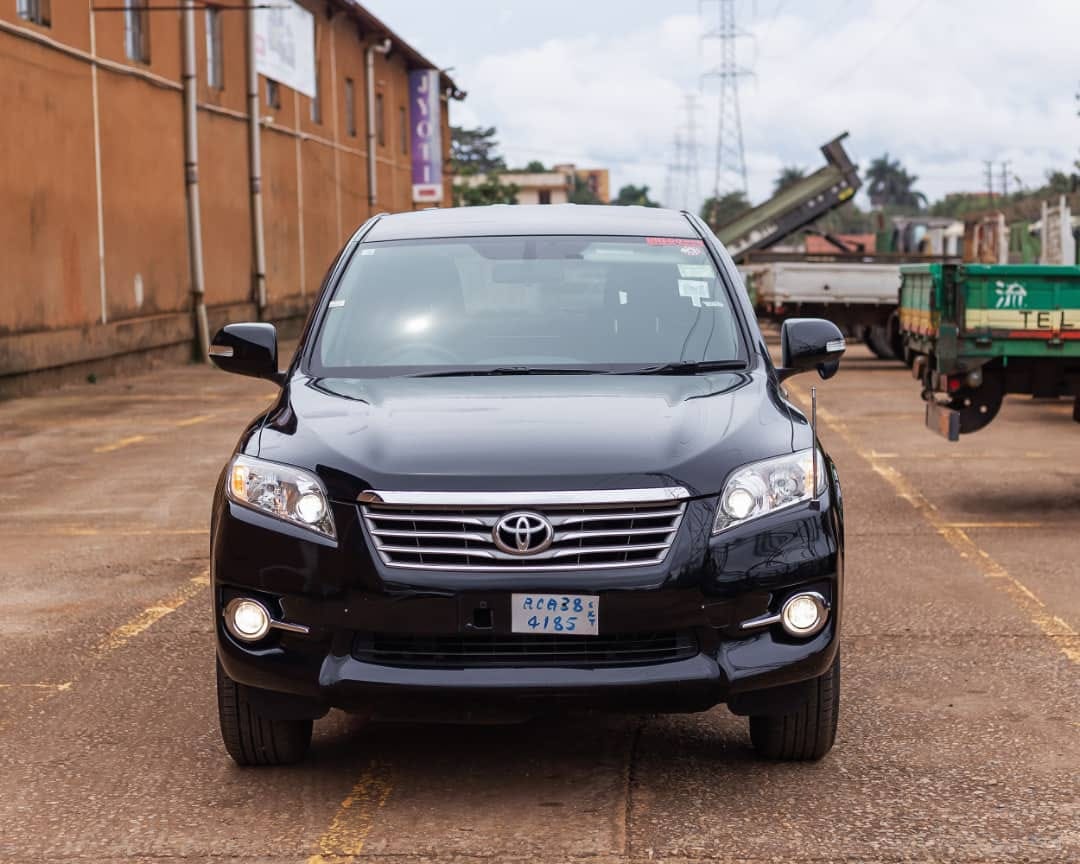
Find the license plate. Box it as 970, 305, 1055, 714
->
510, 593, 598, 636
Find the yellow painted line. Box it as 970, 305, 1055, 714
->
942, 522, 1045, 529
92, 434, 148, 454
175, 413, 215, 427
0, 682, 73, 691
36, 527, 207, 537
869, 450, 1049, 462
95, 569, 210, 656
307, 762, 394, 864
790, 385, 1080, 665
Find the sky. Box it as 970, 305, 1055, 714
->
363, 0, 1080, 210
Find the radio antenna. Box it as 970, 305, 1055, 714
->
811, 386, 819, 505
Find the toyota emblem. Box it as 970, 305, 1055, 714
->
492, 511, 554, 556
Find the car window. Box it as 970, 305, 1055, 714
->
312, 235, 744, 375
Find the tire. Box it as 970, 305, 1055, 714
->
886, 309, 904, 359
749, 651, 840, 761
865, 325, 897, 360
216, 659, 313, 766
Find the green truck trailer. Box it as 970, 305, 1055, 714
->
897, 263, 1080, 439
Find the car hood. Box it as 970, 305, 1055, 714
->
256, 372, 799, 500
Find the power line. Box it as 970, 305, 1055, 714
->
820, 0, 929, 90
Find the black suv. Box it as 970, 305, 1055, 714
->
209, 205, 846, 766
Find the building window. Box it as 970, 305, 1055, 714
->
16, 0, 50, 26
375, 92, 385, 147
265, 79, 281, 109
399, 106, 407, 155
124, 0, 151, 64
345, 77, 356, 137
538, 190, 552, 205
205, 7, 223, 90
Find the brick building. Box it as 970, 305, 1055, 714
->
0, 1, 460, 395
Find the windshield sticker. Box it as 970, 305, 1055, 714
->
678, 264, 713, 278
618, 290, 628, 305
678, 279, 710, 307
702, 300, 724, 307
679, 246, 703, 256
360, 249, 376, 256
645, 237, 705, 247
328, 299, 346, 308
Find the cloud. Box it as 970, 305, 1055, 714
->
451, 0, 1080, 209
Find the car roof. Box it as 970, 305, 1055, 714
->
360, 204, 700, 242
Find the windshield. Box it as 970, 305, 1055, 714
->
311, 235, 745, 376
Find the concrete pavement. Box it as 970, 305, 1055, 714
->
0, 345, 1077, 863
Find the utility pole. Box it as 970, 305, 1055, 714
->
664, 132, 684, 210
681, 92, 703, 212
984, 160, 995, 204
700, 0, 750, 198
999, 160, 1012, 198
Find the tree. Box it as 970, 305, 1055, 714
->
773, 165, 806, 196
700, 191, 751, 230
453, 174, 520, 207
524, 160, 546, 172
1045, 169, 1080, 195
612, 184, 660, 207
568, 174, 601, 205
450, 125, 518, 206
450, 125, 507, 173
866, 154, 926, 211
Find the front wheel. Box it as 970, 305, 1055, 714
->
216, 659, 313, 766
749, 651, 839, 761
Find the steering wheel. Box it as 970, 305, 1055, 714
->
379, 342, 463, 366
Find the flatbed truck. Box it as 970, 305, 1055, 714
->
898, 263, 1080, 438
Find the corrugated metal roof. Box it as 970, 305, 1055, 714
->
332, 1, 462, 97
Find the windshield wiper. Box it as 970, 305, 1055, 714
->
410, 366, 611, 378
620, 360, 746, 375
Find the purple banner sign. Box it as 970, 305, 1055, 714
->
409, 69, 443, 204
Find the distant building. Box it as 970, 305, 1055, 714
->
457, 163, 610, 205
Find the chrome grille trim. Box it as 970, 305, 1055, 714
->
361, 489, 688, 571
359, 487, 689, 507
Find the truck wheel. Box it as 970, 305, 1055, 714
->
948, 376, 1004, 434
887, 310, 904, 359
749, 652, 839, 761
1073, 397, 1080, 423
216, 659, 313, 766
865, 326, 897, 360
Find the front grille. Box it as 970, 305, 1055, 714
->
353, 631, 698, 668
361, 496, 687, 571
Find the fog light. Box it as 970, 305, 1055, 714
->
780, 591, 828, 637
965, 368, 983, 388
224, 597, 271, 642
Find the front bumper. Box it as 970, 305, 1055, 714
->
212, 489, 843, 716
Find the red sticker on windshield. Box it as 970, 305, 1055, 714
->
645, 237, 704, 247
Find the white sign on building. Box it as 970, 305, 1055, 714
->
254, 1, 316, 99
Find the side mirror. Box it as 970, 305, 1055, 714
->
778, 318, 846, 381
209, 322, 282, 384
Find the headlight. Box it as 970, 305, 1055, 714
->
713, 448, 825, 533
227, 454, 336, 539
